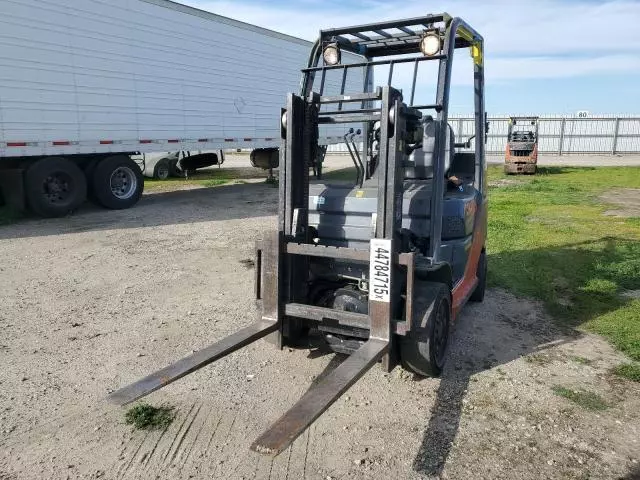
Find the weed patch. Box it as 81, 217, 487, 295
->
125, 403, 175, 430
551, 386, 609, 411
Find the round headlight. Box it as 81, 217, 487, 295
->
420, 33, 441, 56
323, 43, 341, 66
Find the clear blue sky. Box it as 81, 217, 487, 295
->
185, 0, 640, 115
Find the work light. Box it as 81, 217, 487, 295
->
323, 43, 341, 65
420, 32, 441, 56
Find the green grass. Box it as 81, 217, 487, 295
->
551, 386, 609, 411
143, 167, 269, 192
612, 363, 640, 382
125, 403, 175, 430
486, 166, 640, 361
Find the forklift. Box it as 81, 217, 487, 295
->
504, 116, 539, 174
109, 13, 488, 457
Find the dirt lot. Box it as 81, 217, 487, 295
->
601, 189, 640, 218
1, 159, 639, 479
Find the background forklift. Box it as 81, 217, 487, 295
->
504, 116, 539, 174
110, 13, 488, 457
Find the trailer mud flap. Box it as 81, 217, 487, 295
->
251, 338, 389, 456
107, 319, 278, 406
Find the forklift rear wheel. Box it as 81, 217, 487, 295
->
469, 250, 487, 302
400, 282, 451, 377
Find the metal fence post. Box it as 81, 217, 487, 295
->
558, 118, 566, 156
612, 117, 620, 155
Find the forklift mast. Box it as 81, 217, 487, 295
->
508, 116, 539, 143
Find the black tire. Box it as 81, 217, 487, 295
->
469, 250, 487, 302
91, 155, 144, 210
25, 156, 87, 217
168, 157, 182, 177
400, 281, 451, 377
153, 159, 170, 180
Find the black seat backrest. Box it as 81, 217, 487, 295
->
404, 117, 454, 180
449, 152, 476, 184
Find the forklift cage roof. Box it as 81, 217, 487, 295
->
300, 13, 484, 113
320, 13, 481, 57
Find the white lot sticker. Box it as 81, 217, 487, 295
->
370, 238, 391, 303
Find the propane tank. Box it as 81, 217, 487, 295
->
250, 148, 279, 170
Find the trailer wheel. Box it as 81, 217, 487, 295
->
400, 281, 451, 377
25, 156, 87, 217
91, 155, 144, 209
153, 159, 170, 180
469, 250, 487, 302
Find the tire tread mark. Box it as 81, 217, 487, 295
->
0, 406, 109, 449
212, 413, 237, 478
303, 426, 311, 479
203, 416, 222, 454
118, 431, 150, 480
161, 403, 196, 463
284, 442, 293, 480
268, 456, 274, 480
168, 404, 202, 466
143, 422, 171, 470
177, 406, 209, 473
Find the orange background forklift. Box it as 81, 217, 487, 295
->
504, 116, 539, 174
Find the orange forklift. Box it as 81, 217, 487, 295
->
109, 13, 488, 456
504, 116, 538, 174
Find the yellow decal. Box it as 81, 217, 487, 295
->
355, 190, 365, 198
471, 44, 483, 66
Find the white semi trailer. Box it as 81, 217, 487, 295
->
0, 0, 364, 217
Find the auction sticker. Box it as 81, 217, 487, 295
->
370, 238, 391, 303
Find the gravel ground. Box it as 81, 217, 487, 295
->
0, 157, 639, 479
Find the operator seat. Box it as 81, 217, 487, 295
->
404, 116, 455, 180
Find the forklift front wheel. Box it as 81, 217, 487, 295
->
400, 282, 451, 377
